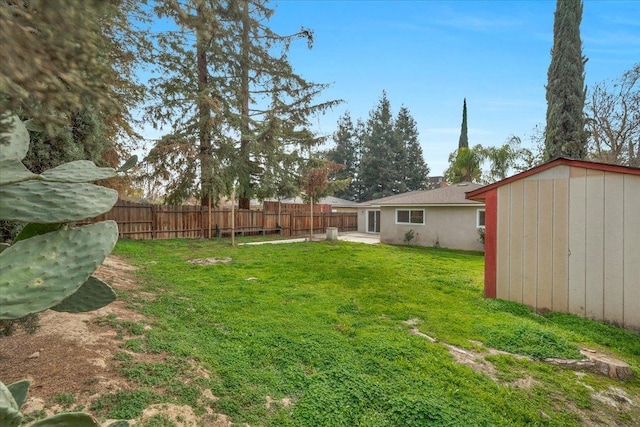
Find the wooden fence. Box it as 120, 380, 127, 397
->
83, 200, 358, 240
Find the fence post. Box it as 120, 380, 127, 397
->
150, 204, 157, 239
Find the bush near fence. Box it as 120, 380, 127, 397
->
81, 200, 357, 240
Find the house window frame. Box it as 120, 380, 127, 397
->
395, 208, 425, 225
476, 209, 486, 228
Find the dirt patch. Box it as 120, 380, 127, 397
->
0, 255, 216, 426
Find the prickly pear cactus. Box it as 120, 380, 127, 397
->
0, 115, 119, 319
0, 115, 130, 426
1, 379, 109, 427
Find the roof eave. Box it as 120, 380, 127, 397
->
465, 157, 640, 201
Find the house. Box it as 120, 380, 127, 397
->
263, 196, 358, 213
358, 183, 485, 251
466, 158, 640, 330
320, 196, 359, 213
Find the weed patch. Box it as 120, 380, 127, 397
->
483, 323, 582, 359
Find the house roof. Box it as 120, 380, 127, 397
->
359, 182, 485, 207
320, 196, 360, 207
466, 157, 640, 201
269, 195, 358, 207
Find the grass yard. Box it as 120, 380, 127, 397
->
104, 238, 640, 426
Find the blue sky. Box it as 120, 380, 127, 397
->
265, 0, 640, 175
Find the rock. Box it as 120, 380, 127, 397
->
27, 351, 40, 359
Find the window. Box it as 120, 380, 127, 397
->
477, 209, 486, 228
396, 209, 424, 225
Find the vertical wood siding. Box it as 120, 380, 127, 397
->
494, 167, 639, 329
623, 175, 640, 329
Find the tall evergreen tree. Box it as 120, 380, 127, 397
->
360, 91, 401, 200
394, 106, 429, 191
144, 0, 337, 206
352, 118, 368, 201
458, 98, 469, 149
326, 112, 359, 201
544, 0, 588, 161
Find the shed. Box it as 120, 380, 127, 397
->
466, 158, 640, 330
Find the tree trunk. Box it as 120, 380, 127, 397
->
238, 0, 251, 210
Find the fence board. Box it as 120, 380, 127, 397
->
82, 200, 356, 240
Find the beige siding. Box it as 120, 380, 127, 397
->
624, 175, 640, 329
604, 173, 625, 325
568, 169, 587, 317
552, 179, 569, 313
585, 175, 605, 320
493, 165, 638, 330
522, 181, 538, 307
537, 179, 554, 310
509, 181, 524, 303
496, 185, 511, 300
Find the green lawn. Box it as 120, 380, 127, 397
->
102, 239, 640, 426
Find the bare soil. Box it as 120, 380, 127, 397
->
0, 256, 231, 426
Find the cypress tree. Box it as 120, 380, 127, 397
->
458, 98, 469, 149
544, 0, 588, 160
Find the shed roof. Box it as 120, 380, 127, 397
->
466, 157, 640, 201
360, 182, 484, 207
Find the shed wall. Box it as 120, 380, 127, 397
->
495, 166, 640, 329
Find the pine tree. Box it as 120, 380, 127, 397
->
458, 98, 469, 149
394, 106, 429, 191
544, 0, 588, 161
326, 112, 359, 201
360, 91, 401, 200
352, 119, 368, 201
144, 0, 337, 206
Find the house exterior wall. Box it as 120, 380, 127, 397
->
379, 205, 485, 251
494, 165, 640, 330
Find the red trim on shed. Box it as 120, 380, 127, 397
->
483, 189, 497, 298
465, 158, 640, 202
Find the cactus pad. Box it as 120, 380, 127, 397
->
0, 181, 117, 223
0, 221, 118, 319
29, 412, 101, 426
117, 155, 138, 173
0, 381, 22, 427
0, 114, 29, 162
52, 276, 116, 313
7, 380, 30, 409
0, 159, 36, 185
41, 160, 116, 183
13, 223, 63, 243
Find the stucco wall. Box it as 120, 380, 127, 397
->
378, 205, 485, 252
495, 165, 640, 330
357, 208, 372, 233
